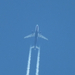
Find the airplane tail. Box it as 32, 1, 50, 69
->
30, 46, 40, 50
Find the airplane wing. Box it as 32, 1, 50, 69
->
24, 33, 35, 39
38, 33, 48, 40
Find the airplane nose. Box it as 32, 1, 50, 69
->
37, 25, 39, 31
35, 24, 39, 31
36, 24, 38, 27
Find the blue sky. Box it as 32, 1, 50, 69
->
0, 0, 75, 75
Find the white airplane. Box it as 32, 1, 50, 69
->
24, 25, 48, 49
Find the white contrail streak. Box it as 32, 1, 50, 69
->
26, 46, 32, 75
26, 46, 40, 75
36, 47, 40, 75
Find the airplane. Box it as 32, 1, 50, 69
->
24, 25, 48, 49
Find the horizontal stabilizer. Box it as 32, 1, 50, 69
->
31, 46, 40, 50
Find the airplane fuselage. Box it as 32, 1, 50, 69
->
34, 25, 39, 49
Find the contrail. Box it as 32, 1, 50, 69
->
35, 47, 40, 75
26, 46, 40, 75
26, 46, 32, 75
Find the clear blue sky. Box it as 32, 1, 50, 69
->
0, 0, 75, 75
